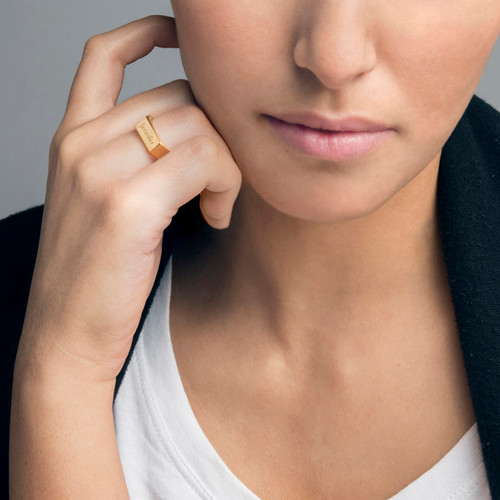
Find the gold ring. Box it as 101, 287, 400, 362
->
135, 115, 170, 159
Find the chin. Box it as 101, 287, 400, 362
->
242, 179, 390, 225
273, 200, 384, 224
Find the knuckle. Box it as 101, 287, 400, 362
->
166, 79, 195, 104
230, 163, 243, 184
54, 129, 81, 166
48, 135, 60, 163
204, 197, 230, 220
83, 34, 106, 54
105, 184, 147, 226
147, 14, 171, 25
178, 104, 208, 128
169, 78, 191, 91
169, 78, 194, 95
187, 135, 219, 160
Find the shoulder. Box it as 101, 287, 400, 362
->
465, 95, 500, 147
466, 94, 500, 129
446, 95, 500, 163
440, 95, 500, 202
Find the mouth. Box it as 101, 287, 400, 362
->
264, 113, 395, 161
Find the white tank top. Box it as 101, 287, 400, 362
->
113, 258, 491, 499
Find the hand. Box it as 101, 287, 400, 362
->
15, 15, 242, 386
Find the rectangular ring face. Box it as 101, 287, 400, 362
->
136, 117, 160, 153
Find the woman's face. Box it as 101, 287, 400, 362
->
170, 1, 500, 222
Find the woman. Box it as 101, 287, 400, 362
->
2, 1, 500, 498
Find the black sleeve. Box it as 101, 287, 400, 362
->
0, 205, 44, 498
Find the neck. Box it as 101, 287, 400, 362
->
179, 153, 453, 348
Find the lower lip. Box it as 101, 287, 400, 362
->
265, 115, 394, 161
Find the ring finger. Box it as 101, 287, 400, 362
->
81, 105, 235, 182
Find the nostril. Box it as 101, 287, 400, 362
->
292, 12, 377, 90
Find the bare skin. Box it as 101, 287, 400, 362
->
170, 154, 475, 499
9, 0, 500, 497
163, 1, 499, 494
10, 17, 242, 499
170, 271, 474, 499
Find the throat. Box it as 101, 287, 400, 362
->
169, 250, 476, 500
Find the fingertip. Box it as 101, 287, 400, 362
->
154, 15, 179, 48
171, 17, 179, 47
201, 210, 232, 230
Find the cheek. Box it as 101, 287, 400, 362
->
172, 2, 280, 126
384, 4, 499, 136
173, 3, 262, 87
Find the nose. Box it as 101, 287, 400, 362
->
293, 1, 377, 89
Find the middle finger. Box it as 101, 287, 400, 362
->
81, 104, 234, 180
72, 79, 198, 158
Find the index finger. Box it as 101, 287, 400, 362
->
62, 15, 178, 133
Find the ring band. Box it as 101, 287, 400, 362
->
136, 115, 170, 159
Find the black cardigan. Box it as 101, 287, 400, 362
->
1, 94, 499, 498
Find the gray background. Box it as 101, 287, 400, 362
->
1, 1, 499, 219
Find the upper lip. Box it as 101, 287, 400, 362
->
267, 112, 391, 132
